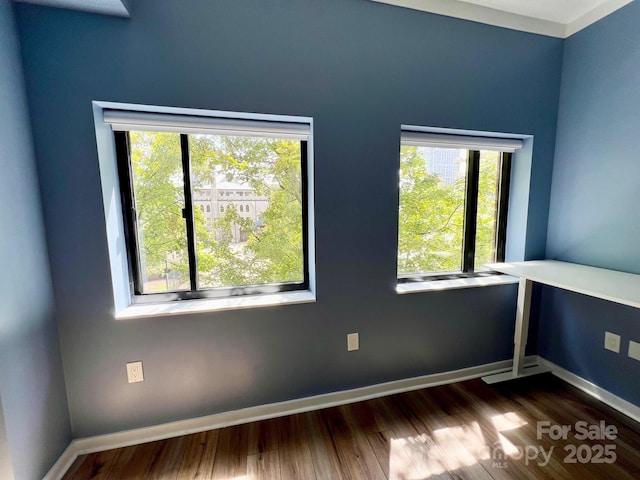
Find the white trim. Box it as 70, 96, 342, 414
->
565, 0, 634, 37
538, 356, 640, 424
369, 0, 566, 37
369, 0, 633, 38
42, 448, 77, 480
43, 356, 538, 479
116, 290, 316, 320
397, 274, 519, 294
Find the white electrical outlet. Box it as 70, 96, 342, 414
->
604, 332, 621, 353
628, 341, 640, 361
347, 333, 359, 352
126, 361, 144, 383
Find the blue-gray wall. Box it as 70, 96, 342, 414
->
0, 1, 71, 478
542, 0, 640, 402
15, 0, 563, 437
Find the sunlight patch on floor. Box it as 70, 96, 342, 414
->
434, 421, 490, 462
491, 411, 527, 432
389, 420, 490, 479
492, 411, 528, 456
389, 436, 426, 480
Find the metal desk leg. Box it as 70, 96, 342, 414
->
482, 276, 549, 384
513, 277, 532, 375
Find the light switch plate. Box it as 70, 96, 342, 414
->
347, 333, 359, 352
628, 341, 640, 361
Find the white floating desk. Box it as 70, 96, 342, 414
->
482, 260, 640, 384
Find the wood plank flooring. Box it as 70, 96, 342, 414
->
63, 374, 640, 479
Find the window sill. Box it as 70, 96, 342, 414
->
115, 290, 316, 320
396, 274, 519, 294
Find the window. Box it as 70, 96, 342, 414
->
397, 130, 519, 282
206, 205, 211, 213
109, 109, 311, 303
239, 205, 244, 212
246, 204, 250, 212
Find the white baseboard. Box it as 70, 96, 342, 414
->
42, 448, 77, 480
44, 356, 534, 479
538, 356, 640, 424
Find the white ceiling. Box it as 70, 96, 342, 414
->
371, 0, 634, 37
12, 0, 130, 17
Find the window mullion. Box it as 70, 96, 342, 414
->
495, 152, 512, 262
462, 150, 480, 273
115, 131, 145, 295
180, 134, 199, 291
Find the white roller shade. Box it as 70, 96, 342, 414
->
401, 131, 523, 152
103, 109, 311, 140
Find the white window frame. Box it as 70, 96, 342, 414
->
397, 125, 530, 294
93, 102, 316, 318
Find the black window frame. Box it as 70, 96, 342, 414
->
115, 130, 310, 304
398, 148, 512, 284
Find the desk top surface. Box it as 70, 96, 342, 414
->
488, 260, 640, 309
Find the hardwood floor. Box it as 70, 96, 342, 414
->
63, 374, 640, 479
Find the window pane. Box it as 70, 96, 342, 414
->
398, 146, 467, 276
129, 132, 190, 293
190, 135, 304, 289
474, 151, 501, 269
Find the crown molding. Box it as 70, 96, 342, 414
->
370, 0, 634, 38
565, 0, 634, 37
